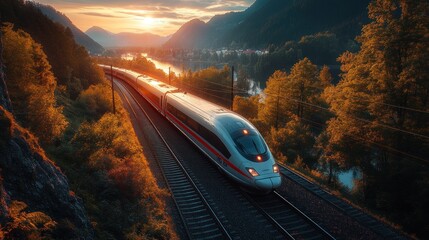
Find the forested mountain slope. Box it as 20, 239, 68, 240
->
0, 0, 104, 98
0, 35, 93, 238
164, 0, 370, 49
35, 3, 105, 54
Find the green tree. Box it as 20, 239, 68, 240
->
236, 68, 250, 96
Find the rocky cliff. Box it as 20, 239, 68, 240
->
0, 56, 93, 239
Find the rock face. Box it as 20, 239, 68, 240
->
0, 64, 93, 238
0, 107, 94, 238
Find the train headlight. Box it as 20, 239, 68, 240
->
273, 164, 279, 173
246, 168, 259, 177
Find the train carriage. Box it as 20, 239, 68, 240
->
102, 65, 281, 192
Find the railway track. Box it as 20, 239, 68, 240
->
115, 79, 232, 240
278, 164, 407, 240
245, 191, 335, 240
112, 74, 406, 240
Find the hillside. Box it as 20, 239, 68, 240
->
86, 26, 169, 48
35, 3, 104, 54
0, 0, 104, 96
0, 65, 93, 238
163, 19, 208, 49
164, 0, 269, 49
164, 0, 370, 49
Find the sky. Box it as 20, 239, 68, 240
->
35, 0, 255, 36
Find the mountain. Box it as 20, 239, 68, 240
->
164, 0, 269, 49
85, 26, 116, 47
86, 26, 170, 48
164, 0, 369, 49
0, 0, 105, 92
163, 19, 208, 49
35, 3, 104, 54
225, 0, 369, 47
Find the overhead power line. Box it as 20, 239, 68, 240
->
266, 92, 429, 141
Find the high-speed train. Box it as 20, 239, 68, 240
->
101, 65, 281, 192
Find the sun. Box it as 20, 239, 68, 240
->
140, 17, 156, 29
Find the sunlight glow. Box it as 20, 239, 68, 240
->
139, 17, 157, 29
35, 1, 253, 35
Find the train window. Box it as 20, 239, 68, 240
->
199, 126, 231, 159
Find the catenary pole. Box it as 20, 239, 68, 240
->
110, 65, 116, 114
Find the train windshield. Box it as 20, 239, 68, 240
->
218, 116, 268, 162
234, 133, 266, 155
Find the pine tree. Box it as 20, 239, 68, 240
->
323, 1, 429, 235
258, 70, 288, 129
286, 57, 323, 119
325, 0, 429, 164
319, 65, 333, 86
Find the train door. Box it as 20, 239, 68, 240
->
161, 92, 169, 116
160, 96, 164, 115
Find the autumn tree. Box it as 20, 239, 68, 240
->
324, 0, 429, 165
0, 0, 105, 95
319, 65, 333, 86
76, 84, 118, 120
233, 95, 259, 120
1, 201, 56, 239
177, 66, 232, 107
72, 113, 176, 239
266, 116, 314, 164
2, 23, 67, 145
286, 57, 324, 119
258, 70, 288, 129
323, 0, 429, 235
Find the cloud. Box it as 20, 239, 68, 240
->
38, 0, 254, 10
117, 10, 185, 19
80, 12, 125, 18
35, 0, 255, 35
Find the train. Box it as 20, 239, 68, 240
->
101, 65, 281, 193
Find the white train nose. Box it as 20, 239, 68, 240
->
270, 176, 281, 188
255, 176, 281, 190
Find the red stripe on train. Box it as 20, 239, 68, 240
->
166, 111, 251, 179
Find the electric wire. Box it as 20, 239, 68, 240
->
266, 92, 429, 141
299, 116, 429, 164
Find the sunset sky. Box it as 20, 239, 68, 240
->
35, 0, 255, 36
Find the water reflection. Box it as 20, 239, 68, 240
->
337, 168, 362, 191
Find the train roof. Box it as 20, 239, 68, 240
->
168, 91, 232, 122
102, 65, 240, 124
115, 66, 178, 94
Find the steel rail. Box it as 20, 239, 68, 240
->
114, 79, 232, 240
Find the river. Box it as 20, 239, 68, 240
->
144, 54, 262, 95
